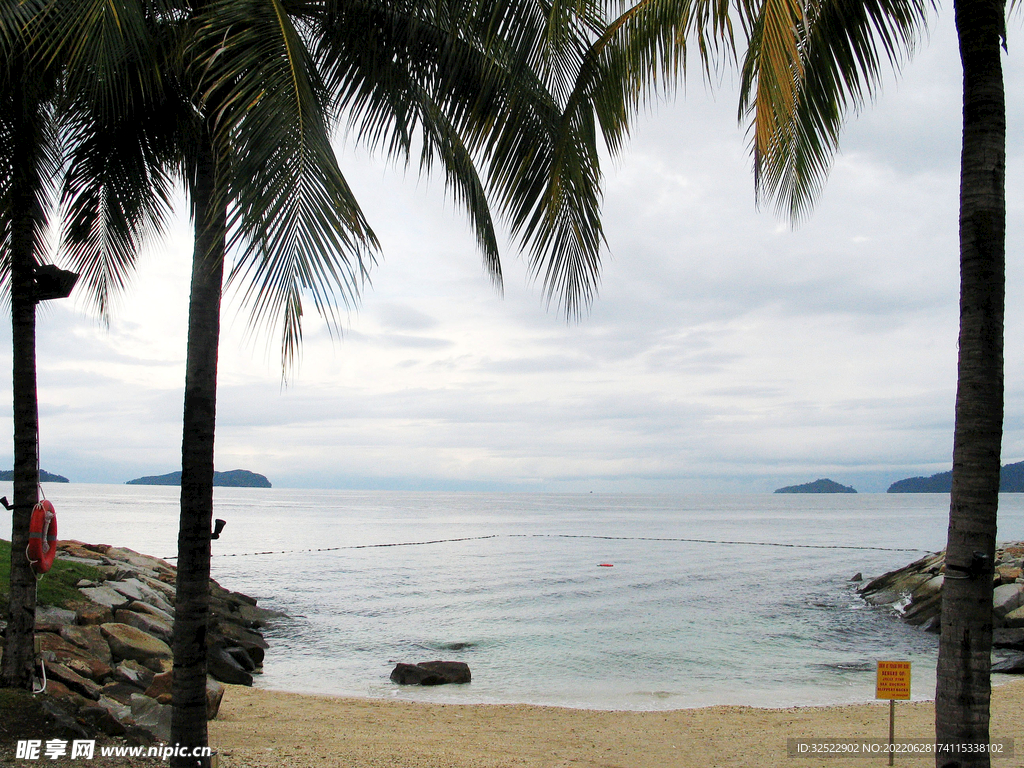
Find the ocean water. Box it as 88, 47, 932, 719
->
5, 485, 1024, 711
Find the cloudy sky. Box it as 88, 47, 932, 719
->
5, 11, 1023, 493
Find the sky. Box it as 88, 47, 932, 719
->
4, 11, 1024, 494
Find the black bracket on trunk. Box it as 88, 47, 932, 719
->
945, 551, 992, 580
33, 265, 79, 302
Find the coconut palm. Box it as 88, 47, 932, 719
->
165, 0, 629, 761
737, 0, 1005, 760
604, 0, 1005, 759
0, 0, 173, 689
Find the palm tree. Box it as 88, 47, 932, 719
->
736, 0, 1004, 760
0, 0, 172, 689
607, 0, 1004, 759
164, 0, 628, 762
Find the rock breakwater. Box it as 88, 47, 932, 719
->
1, 540, 281, 744
859, 542, 1024, 671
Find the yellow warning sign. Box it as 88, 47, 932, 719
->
876, 661, 911, 700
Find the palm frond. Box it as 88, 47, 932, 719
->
740, 0, 928, 220
59, 90, 178, 321
191, 0, 378, 370
319, 0, 614, 316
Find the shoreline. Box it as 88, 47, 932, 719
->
209, 679, 1024, 768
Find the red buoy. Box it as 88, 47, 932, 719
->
27, 500, 57, 574
598, 563, 614, 567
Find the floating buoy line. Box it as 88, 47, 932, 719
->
163, 533, 930, 561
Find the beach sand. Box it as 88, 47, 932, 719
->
209, 680, 1024, 767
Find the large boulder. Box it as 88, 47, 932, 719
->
390, 661, 471, 686
60, 624, 113, 664
43, 660, 102, 700
36, 606, 78, 626
207, 677, 226, 719
112, 659, 156, 689
994, 583, 1024, 620
208, 646, 254, 686
106, 579, 173, 614
992, 654, 1024, 674
100, 623, 172, 664
114, 609, 172, 643
130, 693, 172, 744
1003, 604, 1024, 629
993, 627, 1024, 649
79, 586, 131, 611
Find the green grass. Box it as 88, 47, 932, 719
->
0, 538, 103, 609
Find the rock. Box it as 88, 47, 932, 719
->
99, 681, 146, 706
127, 601, 174, 625
43, 660, 102, 700
850, 572, 863, 582
1003, 604, 1024, 628
76, 605, 114, 626
78, 705, 128, 737
40, 679, 87, 709
35, 606, 78, 626
113, 659, 156, 689
100, 623, 172, 663
208, 646, 254, 686
36, 698, 91, 740
141, 656, 172, 674
207, 677, 226, 719
79, 586, 130, 611
992, 654, 1024, 674
994, 583, 1024, 620
211, 622, 269, 651
37, 631, 88, 657
60, 624, 113, 664
390, 661, 471, 686
993, 627, 1024, 649
144, 671, 172, 700
130, 693, 172, 744
997, 565, 1022, 583
54, 653, 112, 683
106, 579, 173, 614
224, 646, 256, 672
114, 608, 172, 643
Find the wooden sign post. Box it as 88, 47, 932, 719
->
876, 661, 911, 765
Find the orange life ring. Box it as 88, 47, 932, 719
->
27, 500, 57, 574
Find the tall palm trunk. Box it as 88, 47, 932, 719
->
1, 89, 44, 690
934, 0, 1006, 764
170, 132, 224, 768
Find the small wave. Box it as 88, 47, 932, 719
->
428, 641, 478, 651
811, 661, 876, 672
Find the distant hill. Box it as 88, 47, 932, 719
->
126, 469, 271, 488
0, 469, 68, 483
774, 478, 857, 494
888, 460, 1024, 493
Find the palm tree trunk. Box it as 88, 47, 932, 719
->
934, 0, 1006, 765
1, 94, 43, 691
170, 133, 225, 768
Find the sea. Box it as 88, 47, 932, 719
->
5, 485, 1024, 711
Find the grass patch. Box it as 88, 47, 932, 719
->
0, 538, 102, 609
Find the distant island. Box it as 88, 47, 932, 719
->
888, 460, 1024, 493
126, 469, 271, 488
774, 478, 857, 494
0, 469, 69, 483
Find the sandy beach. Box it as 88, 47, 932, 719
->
208, 680, 1024, 768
